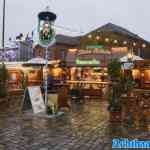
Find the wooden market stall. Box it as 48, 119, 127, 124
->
23, 58, 61, 86
2, 62, 24, 90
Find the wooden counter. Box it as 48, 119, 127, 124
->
67, 80, 110, 84
67, 81, 110, 98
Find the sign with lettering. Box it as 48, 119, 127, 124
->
76, 58, 100, 65
77, 49, 110, 56
22, 86, 46, 114
86, 45, 104, 49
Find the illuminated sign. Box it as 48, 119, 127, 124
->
76, 58, 100, 65
77, 49, 110, 56
86, 45, 104, 49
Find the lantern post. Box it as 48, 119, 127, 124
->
38, 8, 57, 109
2, 0, 6, 61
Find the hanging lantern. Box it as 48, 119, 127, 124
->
38, 10, 57, 47
123, 41, 127, 45
88, 34, 92, 39
133, 42, 136, 46
142, 43, 146, 48
114, 40, 118, 44
127, 52, 133, 62
96, 36, 100, 40
127, 48, 134, 62
105, 38, 109, 42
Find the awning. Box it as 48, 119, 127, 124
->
120, 55, 144, 62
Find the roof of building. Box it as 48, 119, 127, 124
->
86, 23, 149, 43
55, 34, 81, 46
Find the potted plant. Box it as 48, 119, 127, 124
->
46, 105, 53, 115
107, 59, 123, 122
108, 59, 122, 81
119, 71, 135, 124
120, 73, 135, 97
0, 63, 8, 98
20, 71, 28, 89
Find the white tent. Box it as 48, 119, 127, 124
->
120, 54, 144, 70
120, 54, 143, 62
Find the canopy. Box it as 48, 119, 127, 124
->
120, 54, 143, 62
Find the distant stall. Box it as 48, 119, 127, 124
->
1, 58, 61, 89
1, 62, 24, 89
66, 49, 111, 81
132, 60, 150, 89
23, 58, 60, 86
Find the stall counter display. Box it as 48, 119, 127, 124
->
67, 81, 110, 99
7, 69, 22, 89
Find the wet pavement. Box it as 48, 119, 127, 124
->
0, 98, 150, 150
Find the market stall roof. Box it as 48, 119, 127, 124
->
134, 59, 150, 68
84, 23, 149, 43
55, 34, 81, 46
0, 61, 24, 65
120, 54, 144, 62
23, 58, 60, 66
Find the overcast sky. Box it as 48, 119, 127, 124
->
0, 0, 150, 46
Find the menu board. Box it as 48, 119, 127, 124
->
22, 86, 46, 114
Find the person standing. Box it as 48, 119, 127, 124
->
47, 74, 54, 91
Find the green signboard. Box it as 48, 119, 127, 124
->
76, 58, 100, 65
86, 45, 104, 49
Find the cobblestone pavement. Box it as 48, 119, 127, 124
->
0, 99, 150, 150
